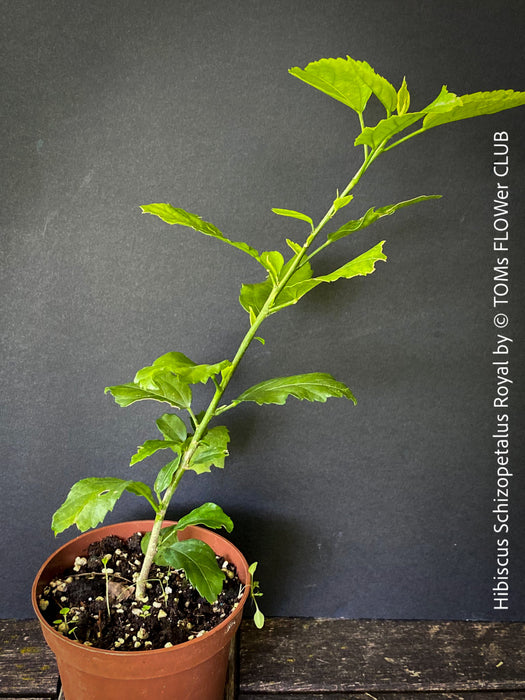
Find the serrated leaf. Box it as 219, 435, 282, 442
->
148, 373, 192, 408
166, 503, 233, 541
350, 57, 397, 114
52, 478, 157, 535
268, 242, 386, 311
239, 258, 314, 319
286, 239, 303, 254
259, 250, 284, 283
135, 351, 231, 386
124, 481, 158, 508
272, 208, 314, 227
140, 503, 232, 557
422, 85, 462, 114
156, 413, 187, 442
154, 457, 180, 497
141, 203, 260, 260
423, 89, 525, 129
176, 502, 233, 534
187, 426, 230, 474
289, 57, 372, 113
354, 112, 424, 149
240, 241, 386, 318
130, 439, 179, 466
105, 374, 192, 410
397, 77, 410, 115
155, 538, 225, 603
328, 195, 442, 243
314, 241, 386, 284
333, 194, 354, 212
239, 276, 273, 320
233, 372, 356, 407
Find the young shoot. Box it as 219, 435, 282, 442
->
53, 607, 75, 637
101, 554, 112, 618
50, 55, 525, 625
248, 563, 265, 630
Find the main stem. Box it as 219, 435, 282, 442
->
135, 142, 385, 601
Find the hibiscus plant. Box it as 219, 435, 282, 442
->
51, 56, 525, 627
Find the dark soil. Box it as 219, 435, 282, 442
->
38, 532, 244, 651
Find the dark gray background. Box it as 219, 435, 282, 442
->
2, 0, 524, 620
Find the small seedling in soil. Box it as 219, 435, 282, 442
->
53, 607, 78, 639
53, 606, 71, 634
47, 56, 525, 648
140, 605, 152, 618
101, 554, 112, 617
248, 563, 264, 630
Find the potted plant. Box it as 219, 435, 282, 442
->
32, 56, 525, 700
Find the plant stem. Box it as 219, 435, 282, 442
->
358, 112, 369, 160
383, 126, 426, 152
135, 466, 185, 600
136, 140, 386, 601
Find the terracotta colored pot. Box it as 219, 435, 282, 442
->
32, 520, 250, 700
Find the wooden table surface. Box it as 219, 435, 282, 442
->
2, 617, 524, 699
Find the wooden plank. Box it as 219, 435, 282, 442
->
224, 636, 238, 700
4, 617, 525, 698
239, 618, 525, 694
0, 619, 58, 698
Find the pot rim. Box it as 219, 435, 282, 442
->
31, 519, 251, 657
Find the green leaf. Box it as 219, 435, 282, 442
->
254, 609, 265, 629
248, 562, 265, 628
148, 373, 192, 408
270, 241, 387, 311
354, 112, 424, 149
154, 457, 180, 497
240, 240, 386, 318
130, 439, 179, 466
422, 85, 462, 114
155, 538, 225, 604
258, 250, 284, 284
239, 258, 314, 319
140, 503, 231, 557
105, 383, 158, 407
314, 241, 386, 284
423, 89, 525, 129
105, 374, 192, 410
272, 208, 314, 227
135, 351, 231, 386
239, 277, 273, 320
351, 57, 397, 114
52, 478, 157, 535
397, 77, 410, 115
123, 481, 158, 509
286, 239, 303, 255
328, 195, 442, 243
156, 412, 187, 442
289, 57, 372, 113
233, 372, 356, 407
141, 203, 260, 260
187, 426, 230, 474
333, 194, 354, 213
167, 503, 234, 540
